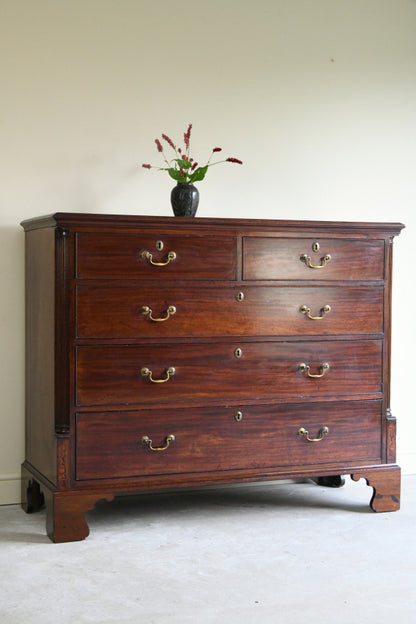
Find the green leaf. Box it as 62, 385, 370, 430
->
176, 158, 192, 170
168, 168, 186, 182
188, 166, 208, 183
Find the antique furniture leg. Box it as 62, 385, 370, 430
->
43, 489, 115, 543
21, 464, 45, 513
313, 475, 345, 488
351, 465, 401, 512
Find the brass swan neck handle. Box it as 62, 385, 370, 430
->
300, 253, 331, 269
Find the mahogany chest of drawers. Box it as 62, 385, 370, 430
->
21, 213, 404, 542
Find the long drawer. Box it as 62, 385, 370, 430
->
75, 400, 382, 480
243, 237, 385, 280
76, 284, 383, 338
76, 340, 383, 407
75, 232, 237, 280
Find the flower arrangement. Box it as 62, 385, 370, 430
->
142, 123, 242, 184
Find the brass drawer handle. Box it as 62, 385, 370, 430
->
141, 434, 175, 451
141, 366, 176, 383
141, 250, 177, 266
298, 426, 329, 442
141, 305, 177, 322
299, 362, 330, 378
300, 253, 331, 269
300, 304, 331, 320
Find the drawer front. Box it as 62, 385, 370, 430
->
243, 238, 384, 280
76, 284, 383, 338
76, 340, 382, 407
76, 232, 237, 280
75, 400, 382, 480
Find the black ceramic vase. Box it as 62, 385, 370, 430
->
170, 183, 199, 217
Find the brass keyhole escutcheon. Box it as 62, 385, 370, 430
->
234, 411, 243, 422
155, 240, 164, 251
234, 347, 242, 359
236, 291, 245, 302
312, 241, 320, 252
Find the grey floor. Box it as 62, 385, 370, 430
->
0, 475, 415, 624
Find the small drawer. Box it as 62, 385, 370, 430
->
75, 400, 382, 480
76, 284, 384, 338
243, 237, 385, 281
75, 340, 383, 408
75, 232, 237, 280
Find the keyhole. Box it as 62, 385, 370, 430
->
155, 240, 164, 251
312, 241, 320, 253
234, 347, 242, 359
234, 411, 243, 422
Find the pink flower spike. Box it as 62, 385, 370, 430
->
213, 147, 222, 152
155, 139, 163, 152
226, 157, 243, 164
191, 162, 198, 171
184, 123, 192, 147
142, 164, 152, 169
162, 133, 176, 150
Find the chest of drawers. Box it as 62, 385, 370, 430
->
21, 214, 404, 542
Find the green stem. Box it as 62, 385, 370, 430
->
206, 159, 228, 167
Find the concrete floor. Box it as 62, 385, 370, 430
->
0, 475, 415, 623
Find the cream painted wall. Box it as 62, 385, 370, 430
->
1, 0, 415, 503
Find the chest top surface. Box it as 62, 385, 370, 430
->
21, 212, 405, 236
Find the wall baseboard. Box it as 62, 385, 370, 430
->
0, 474, 21, 505
398, 452, 416, 477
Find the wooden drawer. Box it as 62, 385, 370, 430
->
76, 340, 382, 408
243, 237, 384, 280
75, 400, 382, 480
76, 284, 383, 338
75, 232, 237, 280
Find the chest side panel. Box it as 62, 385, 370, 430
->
24, 228, 57, 485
